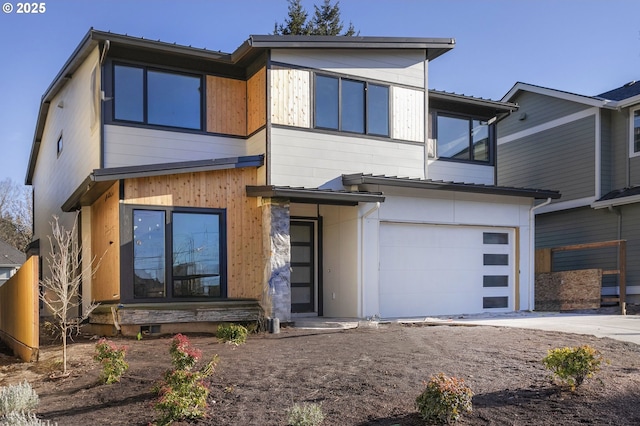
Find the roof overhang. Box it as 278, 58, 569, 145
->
246, 185, 385, 206
501, 82, 617, 109
591, 187, 640, 209
342, 173, 560, 200
62, 155, 263, 212
429, 90, 518, 121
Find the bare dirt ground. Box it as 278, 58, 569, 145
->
1, 310, 640, 425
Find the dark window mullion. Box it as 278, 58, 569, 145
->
166, 211, 173, 299
143, 68, 149, 125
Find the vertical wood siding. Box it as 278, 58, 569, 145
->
392, 86, 424, 142
206, 75, 247, 136
247, 67, 267, 134
91, 182, 121, 302
270, 67, 311, 128
122, 168, 263, 299
0, 256, 39, 362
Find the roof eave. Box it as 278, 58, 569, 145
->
592, 193, 640, 210
246, 185, 385, 206
501, 82, 613, 109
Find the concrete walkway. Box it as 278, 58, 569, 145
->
292, 311, 640, 345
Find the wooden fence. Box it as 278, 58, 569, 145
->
0, 256, 39, 361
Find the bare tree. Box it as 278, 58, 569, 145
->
40, 214, 100, 376
0, 178, 32, 252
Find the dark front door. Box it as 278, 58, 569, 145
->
290, 221, 315, 313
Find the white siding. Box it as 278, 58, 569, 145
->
103, 125, 251, 168
270, 127, 425, 188
427, 159, 495, 185
32, 47, 102, 254
392, 87, 424, 142
320, 205, 359, 317
271, 49, 426, 88
270, 67, 310, 128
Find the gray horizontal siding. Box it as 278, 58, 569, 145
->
537, 207, 619, 288
500, 91, 592, 138
609, 109, 629, 189
600, 110, 612, 195
621, 203, 640, 290
498, 116, 596, 201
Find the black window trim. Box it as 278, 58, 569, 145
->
313, 72, 391, 137
120, 204, 227, 303
110, 60, 205, 132
433, 111, 495, 166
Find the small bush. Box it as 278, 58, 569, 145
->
0, 381, 39, 416
286, 402, 324, 426
1, 411, 56, 425
543, 345, 605, 390
216, 323, 248, 345
154, 334, 218, 425
94, 338, 129, 384
415, 373, 473, 424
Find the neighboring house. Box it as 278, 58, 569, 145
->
0, 240, 25, 286
498, 81, 640, 304
26, 29, 558, 335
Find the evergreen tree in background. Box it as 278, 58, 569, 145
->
274, 0, 357, 36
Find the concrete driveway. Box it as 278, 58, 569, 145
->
448, 311, 640, 345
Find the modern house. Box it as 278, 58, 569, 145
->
26, 29, 558, 335
498, 81, 640, 304
0, 240, 25, 286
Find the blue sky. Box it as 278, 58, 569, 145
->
1, 0, 639, 185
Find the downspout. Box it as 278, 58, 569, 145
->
360, 202, 380, 318
528, 197, 552, 311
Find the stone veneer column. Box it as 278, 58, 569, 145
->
262, 199, 291, 322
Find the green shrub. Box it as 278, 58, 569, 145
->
415, 373, 473, 424
94, 338, 129, 384
153, 334, 218, 425
0, 381, 39, 416
542, 345, 605, 390
216, 323, 248, 345
286, 402, 324, 426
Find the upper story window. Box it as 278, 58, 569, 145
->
114, 64, 202, 130
435, 113, 490, 163
315, 74, 389, 137
56, 134, 63, 157
632, 107, 640, 154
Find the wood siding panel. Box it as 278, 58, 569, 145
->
0, 256, 39, 362
270, 127, 424, 188
123, 168, 263, 300
498, 116, 596, 201
270, 67, 310, 128
271, 49, 426, 88
206, 75, 246, 136
392, 86, 424, 142
91, 182, 121, 302
104, 125, 248, 168
499, 91, 593, 138
247, 67, 267, 134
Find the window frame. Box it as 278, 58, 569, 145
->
120, 204, 227, 303
630, 105, 640, 158
56, 133, 63, 157
313, 73, 390, 137
111, 62, 204, 132
433, 111, 494, 165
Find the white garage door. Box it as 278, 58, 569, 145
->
379, 223, 515, 318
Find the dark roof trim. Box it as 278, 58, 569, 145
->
592, 186, 640, 209
93, 155, 263, 181
342, 173, 560, 200
246, 185, 385, 206
247, 35, 455, 60
62, 155, 263, 212
429, 90, 519, 114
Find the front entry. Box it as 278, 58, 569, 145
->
290, 221, 316, 313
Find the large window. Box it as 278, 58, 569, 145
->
128, 207, 225, 301
315, 75, 389, 136
435, 114, 490, 163
114, 64, 202, 130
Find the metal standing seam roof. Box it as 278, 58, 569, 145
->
342, 173, 560, 200
246, 185, 385, 206
26, 29, 455, 185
